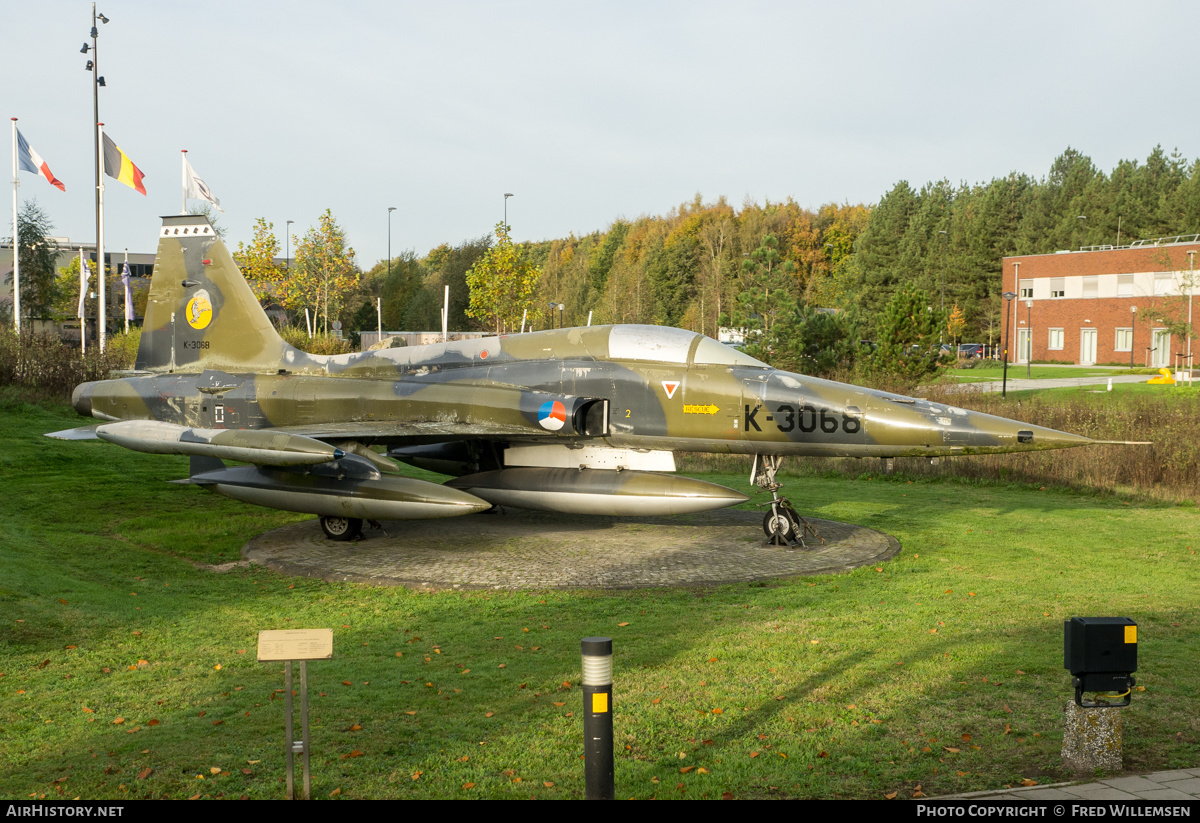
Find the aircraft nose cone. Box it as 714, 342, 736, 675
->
952, 409, 1093, 452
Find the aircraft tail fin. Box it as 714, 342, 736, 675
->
136, 214, 293, 372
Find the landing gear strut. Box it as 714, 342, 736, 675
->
751, 454, 823, 548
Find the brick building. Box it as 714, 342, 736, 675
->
1001, 236, 1200, 369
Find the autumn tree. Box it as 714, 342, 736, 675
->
291, 210, 359, 335
465, 223, 542, 333
233, 218, 283, 311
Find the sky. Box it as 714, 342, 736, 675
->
5, 0, 1199, 268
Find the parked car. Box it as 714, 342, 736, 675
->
958, 343, 985, 359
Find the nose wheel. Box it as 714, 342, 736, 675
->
751, 455, 824, 548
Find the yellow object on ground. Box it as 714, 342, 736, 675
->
1146, 368, 1176, 384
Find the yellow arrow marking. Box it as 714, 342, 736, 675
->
683, 404, 720, 415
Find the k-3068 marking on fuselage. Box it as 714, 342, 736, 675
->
743, 403, 861, 435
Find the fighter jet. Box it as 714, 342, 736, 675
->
54, 214, 1093, 543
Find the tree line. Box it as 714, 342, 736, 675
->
9, 144, 1198, 378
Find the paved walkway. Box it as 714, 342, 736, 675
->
941, 768, 1200, 801
242, 508, 900, 589
959, 374, 1154, 393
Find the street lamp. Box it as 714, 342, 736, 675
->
1002, 291, 1017, 397
387, 206, 396, 280
84, 3, 110, 351
1188, 251, 1196, 374
1025, 300, 1033, 378
1078, 215, 1086, 249
938, 229, 948, 315
504, 192, 514, 232
1130, 305, 1137, 369
285, 220, 293, 270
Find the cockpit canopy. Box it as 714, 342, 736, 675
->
607, 325, 769, 368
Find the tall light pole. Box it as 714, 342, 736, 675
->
1187, 250, 1195, 373
1025, 299, 1033, 378
285, 219, 293, 270
1002, 292, 1017, 397
83, 3, 110, 350
387, 207, 396, 280
938, 229, 947, 316
1078, 215, 1086, 249
1130, 305, 1137, 369
504, 192, 513, 231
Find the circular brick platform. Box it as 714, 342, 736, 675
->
242, 508, 900, 590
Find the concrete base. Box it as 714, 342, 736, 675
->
1062, 701, 1123, 774
241, 508, 901, 590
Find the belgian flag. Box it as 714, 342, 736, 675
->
102, 132, 147, 195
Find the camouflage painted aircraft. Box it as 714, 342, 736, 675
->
53, 214, 1094, 542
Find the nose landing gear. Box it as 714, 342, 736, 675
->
751, 454, 824, 548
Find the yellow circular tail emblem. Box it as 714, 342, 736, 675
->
186, 289, 213, 330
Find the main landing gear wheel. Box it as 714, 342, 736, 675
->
320, 516, 363, 541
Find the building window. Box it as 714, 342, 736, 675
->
1154, 272, 1173, 296
1050, 278, 1065, 298
1082, 276, 1098, 298
1019, 279, 1033, 298
1048, 328, 1064, 350
1118, 274, 1135, 297
1115, 328, 1132, 352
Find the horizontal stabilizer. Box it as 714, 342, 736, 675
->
45, 426, 100, 441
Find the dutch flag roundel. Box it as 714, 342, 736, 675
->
538, 400, 567, 431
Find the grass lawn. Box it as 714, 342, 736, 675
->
2, 396, 1198, 800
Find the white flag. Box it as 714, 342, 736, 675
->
77, 251, 91, 319
183, 157, 223, 212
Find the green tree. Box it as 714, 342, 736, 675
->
233, 218, 283, 311
724, 233, 798, 339
6, 201, 61, 321
747, 304, 859, 378
868, 284, 947, 383
465, 223, 542, 333
291, 210, 359, 335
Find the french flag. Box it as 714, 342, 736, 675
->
16, 127, 65, 191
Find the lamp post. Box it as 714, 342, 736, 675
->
938, 229, 947, 316
1188, 251, 1195, 373
83, 3, 110, 351
285, 219, 293, 270
1130, 305, 1137, 369
387, 206, 396, 280
1077, 215, 1086, 250
1002, 291, 1017, 397
1025, 299, 1033, 378
504, 192, 513, 231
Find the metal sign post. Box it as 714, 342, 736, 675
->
258, 629, 333, 800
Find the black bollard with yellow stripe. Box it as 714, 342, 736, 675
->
582, 637, 614, 800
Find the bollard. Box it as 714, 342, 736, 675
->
581, 637, 614, 800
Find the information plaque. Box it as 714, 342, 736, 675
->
257, 629, 333, 662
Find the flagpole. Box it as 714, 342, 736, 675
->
97, 122, 106, 353
180, 149, 187, 215
10, 117, 19, 332
123, 248, 129, 333
78, 248, 86, 354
